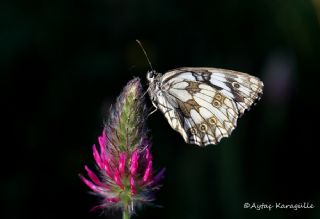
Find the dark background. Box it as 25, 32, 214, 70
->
2, 0, 320, 219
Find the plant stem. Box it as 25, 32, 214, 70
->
122, 208, 129, 219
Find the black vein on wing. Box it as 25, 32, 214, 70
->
167, 90, 235, 136
192, 93, 237, 136
167, 91, 225, 142
210, 73, 260, 101
211, 73, 253, 90
184, 116, 201, 144
167, 90, 214, 145
168, 85, 239, 125
156, 97, 173, 115
209, 74, 253, 100
192, 92, 238, 124
169, 79, 242, 104
189, 108, 216, 144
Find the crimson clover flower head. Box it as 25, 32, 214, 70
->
80, 78, 164, 216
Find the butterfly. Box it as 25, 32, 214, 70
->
147, 67, 263, 146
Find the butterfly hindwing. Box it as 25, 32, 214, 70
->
153, 67, 263, 146
153, 88, 189, 143
206, 68, 263, 115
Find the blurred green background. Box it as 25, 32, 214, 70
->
1, 0, 320, 219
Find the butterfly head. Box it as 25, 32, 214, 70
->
146, 70, 158, 83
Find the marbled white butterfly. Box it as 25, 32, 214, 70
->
138, 41, 264, 146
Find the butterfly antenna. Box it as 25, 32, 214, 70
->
136, 39, 154, 72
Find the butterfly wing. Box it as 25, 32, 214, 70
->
151, 88, 189, 143
158, 67, 263, 146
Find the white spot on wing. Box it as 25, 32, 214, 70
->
183, 117, 192, 130
215, 128, 222, 140
190, 109, 204, 125
224, 121, 234, 133
168, 89, 192, 102
210, 74, 228, 82
166, 72, 195, 82
199, 84, 216, 92
219, 127, 228, 136
193, 92, 213, 104
200, 89, 215, 97
171, 81, 189, 89
220, 89, 235, 99
199, 107, 213, 119
224, 98, 233, 109
203, 134, 212, 144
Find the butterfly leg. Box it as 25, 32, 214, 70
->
147, 101, 158, 117
141, 88, 149, 98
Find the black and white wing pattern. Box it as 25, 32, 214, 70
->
147, 67, 263, 146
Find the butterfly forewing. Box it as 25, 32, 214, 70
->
150, 67, 263, 146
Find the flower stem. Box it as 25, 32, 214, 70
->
122, 208, 129, 219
